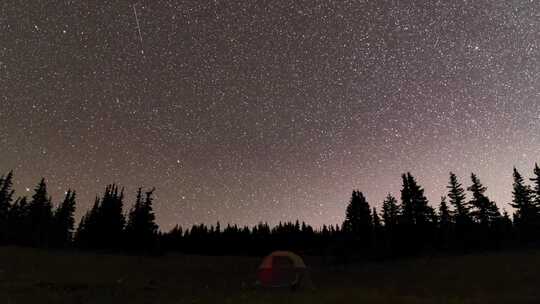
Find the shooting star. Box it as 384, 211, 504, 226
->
133, 4, 144, 54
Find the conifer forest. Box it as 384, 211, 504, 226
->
1, 165, 540, 260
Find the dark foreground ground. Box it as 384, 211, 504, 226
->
0, 247, 539, 304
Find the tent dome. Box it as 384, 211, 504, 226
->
257, 251, 313, 289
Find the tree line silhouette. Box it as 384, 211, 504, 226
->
1, 164, 540, 259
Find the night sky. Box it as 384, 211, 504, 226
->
1, 1, 539, 229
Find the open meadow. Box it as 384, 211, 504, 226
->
0, 247, 539, 303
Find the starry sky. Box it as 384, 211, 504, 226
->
1, 1, 539, 230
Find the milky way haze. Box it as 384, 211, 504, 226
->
1, 1, 539, 229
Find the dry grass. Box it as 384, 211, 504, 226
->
0, 247, 539, 303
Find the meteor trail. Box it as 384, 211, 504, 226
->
133, 4, 144, 54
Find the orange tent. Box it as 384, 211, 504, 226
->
257, 251, 313, 289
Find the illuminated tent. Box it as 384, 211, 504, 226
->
256, 251, 314, 289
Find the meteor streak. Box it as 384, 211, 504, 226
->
133, 4, 144, 54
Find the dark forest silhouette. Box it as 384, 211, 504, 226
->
1, 164, 540, 260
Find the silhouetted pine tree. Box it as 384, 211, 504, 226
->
468, 174, 500, 224
398, 174, 414, 254
125, 187, 158, 250
407, 173, 433, 226
400, 173, 435, 251
382, 193, 399, 254
322, 224, 329, 236
438, 196, 452, 228
0, 171, 14, 243
52, 190, 76, 247
447, 172, 472, 251
13, 165, 540, 256
382, 194, 399, 229
511, 168, 537, 244
400, 174, 414, 226
301, 221, 307, 234
467, 174, 501, 248
529, 163, 540, 220
97, 184, 126, 249
75, 197, 100, 248
342, 191, 373, 248
438, 196, 452, 249
27, 178, 53, 247
447, 172, 470, 222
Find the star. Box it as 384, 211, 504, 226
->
0, 1, 538, 229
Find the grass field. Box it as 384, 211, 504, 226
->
0, 246, 539, 303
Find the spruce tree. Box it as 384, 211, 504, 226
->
28, 178, 53, 247
52, 190, 76, 247
0, 171, 15, 212
75, 197, 100, 248
530, 163, 540, 211
382, 193, 399, 229
438, 196, 452, 228
382, 193, 399, 253
342, 190, 372, 246
125, 187, 158, 250
468, 173, 500, 227
447, 172, 470, 221
97, 184, 126, 248
0, 171, 14, 242
125, 187, 143, 247
511, 168, 537, 243
406, 173, 432, 226
438, 196, 452, 249
400, 174, 414, 226
447, 172, 472, 249
400, 173, 435, 251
